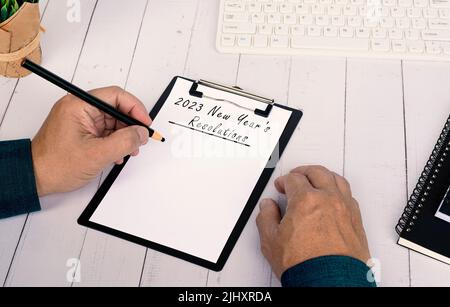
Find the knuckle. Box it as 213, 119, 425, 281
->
256, 213, 263, 228
330, 194, 351, 215
310, 165, 331, 174
339, 175, 351, 189
123, 134, 139, 150
109, 85, 123, 92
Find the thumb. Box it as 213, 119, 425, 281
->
256, 198, 281, 242
98, 126, 149, 164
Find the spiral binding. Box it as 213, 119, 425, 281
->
396, 114, 450, 235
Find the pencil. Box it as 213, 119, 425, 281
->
21, 59, 165, 143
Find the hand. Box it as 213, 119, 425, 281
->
31, 86, 151, 197
256, 165, 371, 279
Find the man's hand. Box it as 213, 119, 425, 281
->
256, 165, 371, 279
31, 86, 151, 197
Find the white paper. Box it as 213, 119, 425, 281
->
90, 78, 293, 263
436, 185, 450, 223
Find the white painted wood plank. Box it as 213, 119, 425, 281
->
0, 0, 49, 285
69, 0, 150, 287
403, 61, 450, 286
269, 56, 346, 286
1, 0, 98, 287
127, 0, 206, 287
0, 0, 49, 123
137, 0, 240, 286
345, 59, 409, 287
126, 0, 202, 111
207, 55, 290, 286
282, 57, 346, 173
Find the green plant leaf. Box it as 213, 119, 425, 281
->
0, 5, 8, 22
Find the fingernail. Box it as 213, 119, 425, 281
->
137, 127, 149, 145
260, 199, 272, 210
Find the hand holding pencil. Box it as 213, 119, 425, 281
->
31, 86, 153, 196
22, 59, 165, 143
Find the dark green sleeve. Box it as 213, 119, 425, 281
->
0, 139, 41, 219
281, 256, 377, 287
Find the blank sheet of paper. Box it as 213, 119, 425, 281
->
89, 78, 293, 263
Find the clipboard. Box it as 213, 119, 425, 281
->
78, 76, 303, 271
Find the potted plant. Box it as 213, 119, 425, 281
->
0, 0, 42, 78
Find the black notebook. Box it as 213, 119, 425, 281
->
396, 114, 450, 264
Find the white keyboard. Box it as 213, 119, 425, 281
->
216, 0, 450, 60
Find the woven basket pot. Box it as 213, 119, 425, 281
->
0, 2, 42, 78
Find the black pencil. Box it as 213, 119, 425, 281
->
21, 59, 165, 142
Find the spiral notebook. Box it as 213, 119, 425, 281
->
396, 114, 450, 264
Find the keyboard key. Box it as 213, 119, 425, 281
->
398, 0, 413, 6
252, 13, 265, 23
268, 13, 282, 24
407, 40, 425, 52
224, 13, 249, 23
429, 18, 450, 29
332, 16, 345, 26
284, 13, 298, 24
316, 15, 330, 25
340, 26, 354, 37
328, 5, 342, 15
439, 8, 450, 18
356, 27, 371, 38
441, 41, 450, 53
324, 26, 339, 36
392, 39, 407, 51
295, 4, 310, 14
264, 3, 278, 13
405, 29, 420, 39
280, 3, 294, 13
221, 34, 236, 46
413, 0, 428, 7
396, 17, 411, 28
248, 2, 262, 13
312, 4, 325, 14
343, 5, 357, 15
426, 41, 442, 53
424, 8, 439, 18
271, 35, 290, 47
275, 24, 290, 34
348, 16, 363, 27
259, 24, 273, 35
383, 0, 397, 6
389, 28, 404, 38
392, 7, 406, 17
412, 18, 427, 29
308, 25, 323, 36
364, 18, 379, 27
422, 29, 450, 40
291, 25, 306, 35
407, 8, 422, 17
373, 28, 388, 38
291, 36, 370, 50
380, 17, 395, 28
430, 0, 450, 8
253, 35, 268, 47
224, 1, 245, 12
300, 15, 314, 24
223, 23, 257, 34
372, 39, 391, 51
237, 35, 252, 47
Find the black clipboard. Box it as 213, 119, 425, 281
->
78, 76, 303, 271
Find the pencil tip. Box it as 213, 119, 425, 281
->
161, 138, 166, 142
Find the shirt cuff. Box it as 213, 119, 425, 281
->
281, 255, 377, 287
0, 139, 41, 219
